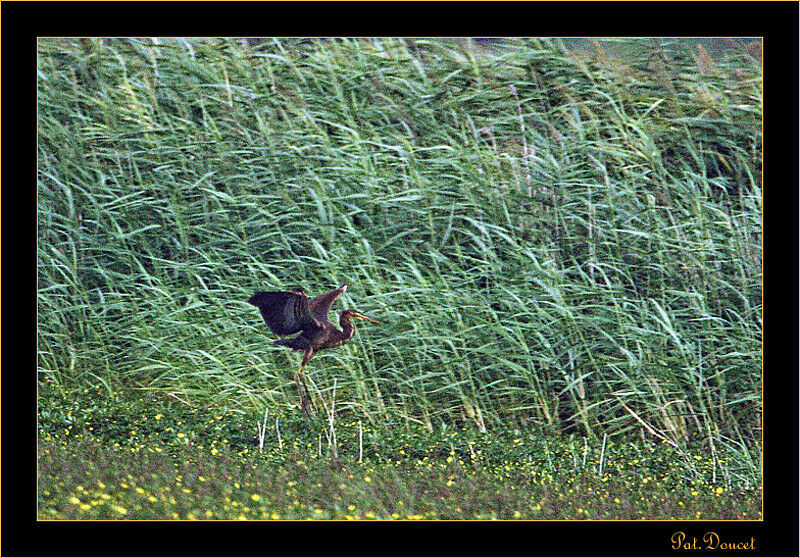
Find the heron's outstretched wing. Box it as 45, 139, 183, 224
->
308, 284, 347, 324
248, 291, 320, 335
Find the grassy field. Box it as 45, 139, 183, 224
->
38, 385, 760, 520
37, 37, 762, 520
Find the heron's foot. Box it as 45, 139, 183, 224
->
302, 378, 316, 413
296, 374, 315, 415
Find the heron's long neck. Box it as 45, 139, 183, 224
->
338, 315, 356, 342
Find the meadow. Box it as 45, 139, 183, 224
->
37, 37, 762, 520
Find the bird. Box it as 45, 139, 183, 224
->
247, 284, 380, 414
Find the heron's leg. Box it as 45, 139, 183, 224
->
295, 368, 311, 416
294, 349, 315, 414
300, 374, 315, 413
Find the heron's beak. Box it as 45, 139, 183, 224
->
353, 312, 381, 324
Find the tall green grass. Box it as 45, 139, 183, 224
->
38, 38, 761, 479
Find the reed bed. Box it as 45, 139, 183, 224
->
38, 38, 762, 485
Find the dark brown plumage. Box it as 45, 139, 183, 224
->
248, 284, 380, 413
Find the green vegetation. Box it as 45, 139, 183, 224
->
38, 38, 762, 520
39, 386, 760, 520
